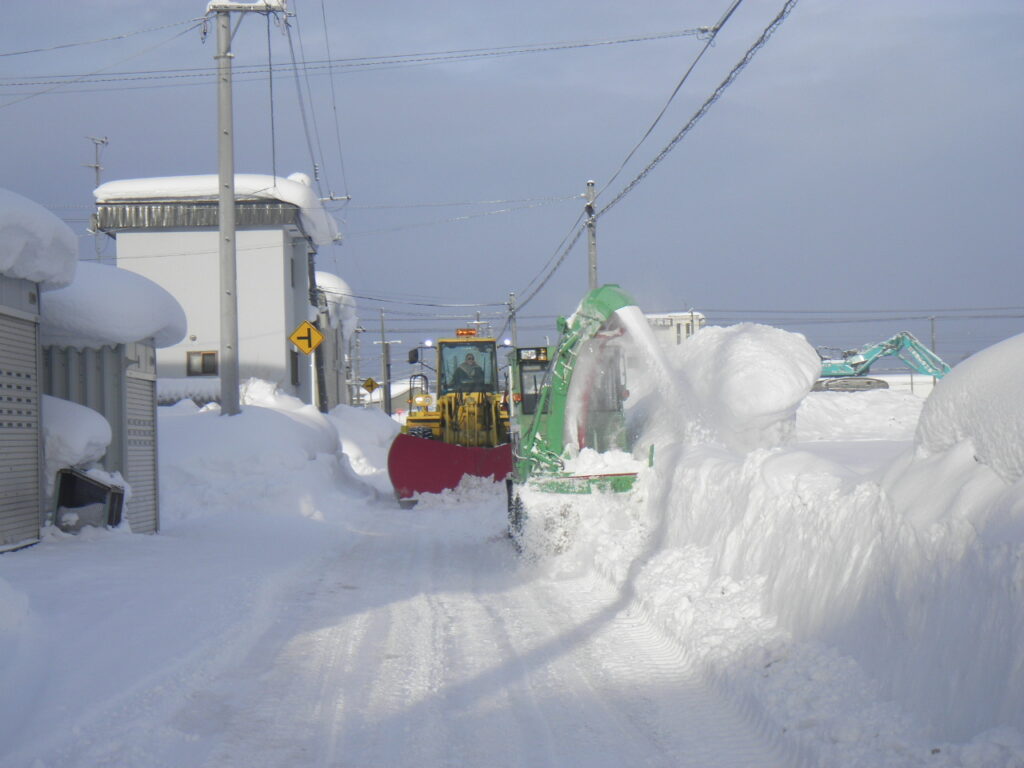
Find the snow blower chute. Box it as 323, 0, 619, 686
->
506, 284, 651, 543
387, 329, 511, 504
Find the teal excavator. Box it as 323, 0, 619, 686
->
816, 332, 951, 391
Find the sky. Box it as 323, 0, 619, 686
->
2, 0, 1022, 378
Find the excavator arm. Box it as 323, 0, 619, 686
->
820, 332, 951, 379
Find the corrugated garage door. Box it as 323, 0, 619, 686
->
0, 312, 41, 549
125, 373, 158, 534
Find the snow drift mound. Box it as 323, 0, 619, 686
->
916, 332, 1024, 484
662, 323, 821, 452
159, 381, 376, 523
529, 324, 1024, 764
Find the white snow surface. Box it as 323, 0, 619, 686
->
2, 328, 1023, 768
40, 395, 111, 494
0, 188, 77, 289
916, 332, 1024, 484
40, 260, 187, 349
94, 173, 340, 246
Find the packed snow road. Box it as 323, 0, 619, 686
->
35, 497, 789, 768
187, 501, 790, 768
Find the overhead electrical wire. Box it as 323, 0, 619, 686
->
0, 18, 201, 58
598, 0, 798, 219
514, 0, 798, 313
289, 4, 333, 197
0, 20, 205, 109
283, 14, 327, 200
318, 0, 351, 201
597, 0, 744, 199
0, 28, 709, 92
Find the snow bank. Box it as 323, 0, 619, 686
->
916, 333, 1024, 485
325, 403, 400, 495
158, 379, 378, 524
40, 260, 186, 349
94, 173, 340, 246
41, 395, 111, 494
0, 188, 77, 289
665, 323, 821, 452
524, 324, 1024, 766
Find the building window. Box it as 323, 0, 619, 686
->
187, 351, 218, 376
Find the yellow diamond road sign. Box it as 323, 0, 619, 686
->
362, 377, 379, 394
289, 321, 324, 355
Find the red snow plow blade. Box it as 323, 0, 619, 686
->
387, 433, 512, 499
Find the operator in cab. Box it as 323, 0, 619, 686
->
452, 352, 484, 388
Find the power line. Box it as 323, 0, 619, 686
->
344, 198, 573, 236
597, 0, 799, 220
318, 0, 350, 200
283, 13, 327, 199
0, 28, 708, 90
597, 0, 744, 199
0, 18, 200, 58
515, 0, 797, 312
0, 20, 205, 110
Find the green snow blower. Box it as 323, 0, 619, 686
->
505, 284, 650, 544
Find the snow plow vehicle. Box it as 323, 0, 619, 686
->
506, 284, 650, 545
387, 329, 511, 503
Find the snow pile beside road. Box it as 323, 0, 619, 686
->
326, 403, 401, 496
531, 325, 1024, 766
670, 323, 821, 452
797, 389, 924, 442
916, 333, 1024, 484
159, 380, 375, 523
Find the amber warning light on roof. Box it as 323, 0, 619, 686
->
455, 328, 477, 336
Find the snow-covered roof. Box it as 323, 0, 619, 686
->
93, 172, 340, 247
40, 261, 187, 349
315, 271, 357, 340
0, 188, 77, 290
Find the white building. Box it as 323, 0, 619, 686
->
645, 310, 706, 347
92, 173, 342, 405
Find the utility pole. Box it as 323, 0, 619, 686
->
84, 136, 108, 262
351, 326, 365, 405
374, 310, 401, 416
206, 0, 287, 416
585, 179, 597, 290
508, 291, 518, 348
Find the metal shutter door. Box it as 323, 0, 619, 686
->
124, 375, 158, 534
0, 313, 40, 548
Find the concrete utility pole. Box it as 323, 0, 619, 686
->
84, 136, 109, 262
585, 180, 598, 291
206, 0, 287, 416
374, 310, 401, 416
508, 292, 518, 348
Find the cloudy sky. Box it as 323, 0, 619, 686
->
2, 0, 1021, 372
